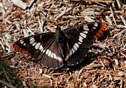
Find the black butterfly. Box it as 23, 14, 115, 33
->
13, 22, 106, 70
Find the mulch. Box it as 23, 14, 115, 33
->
0, 0, 126, 87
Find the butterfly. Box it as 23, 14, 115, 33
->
13, 22, 106, 70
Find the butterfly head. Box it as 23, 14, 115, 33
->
55, 25, 61, 34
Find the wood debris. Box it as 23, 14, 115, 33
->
11, 0, 35, 9
0, 0, 126, 87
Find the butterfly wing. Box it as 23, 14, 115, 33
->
63, 22, 106, 66
13, 32, 64, 69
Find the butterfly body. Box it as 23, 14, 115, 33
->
13, 22, 106, 70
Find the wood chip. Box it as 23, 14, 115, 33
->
84, 16, 94, 22
116, 0, 121, 9
11, 0, 27, 9
55, 8, 72, 20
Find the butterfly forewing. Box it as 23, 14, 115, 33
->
14, 32, 54, 56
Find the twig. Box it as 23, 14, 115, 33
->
106, 16, 112, 25
43, 74, 54, 80
107, 71, 113, 80
104, 10, 123, 14
110, 7, 117, 26
11, 0, 27, 9
120, 52, 126, 58
77, 68, 83, 80
113, 29, 126, 38
26, 27, 35, 35
55, 8, 72, 20
0, 65, 13, 85
0, 80, 15, 88
84, 16, 94, 22
38, 19, 45, 33
0, 52, 14, 59
72, 0, 114, 3
115, 59, 119, 66
116, 0, 121, 9
120, 80, 124, 88
63, 16, 86, 18
120, 16, 126, 26
99, 59, 105, 68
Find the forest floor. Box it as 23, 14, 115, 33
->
0, 0, 126, 88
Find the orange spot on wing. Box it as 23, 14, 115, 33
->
13, 43, 30, 55
94, 22, 106, 39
